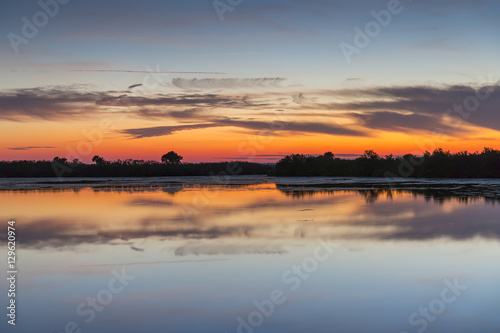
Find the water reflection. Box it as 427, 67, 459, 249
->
276, 184, 500, 203
1, 181, 499, 249
0, 178, 499, 333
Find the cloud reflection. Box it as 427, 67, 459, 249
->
2, 180, 500, 250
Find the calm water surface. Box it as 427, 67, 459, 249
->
0, 176, 499, 332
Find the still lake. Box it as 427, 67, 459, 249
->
1, 176, 499, 333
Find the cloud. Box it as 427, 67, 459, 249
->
95, 93, 248, 108
71, 69, 226, 74
218, 155, 287, 161
0, 86, 105, 120
127, 108, 203, 120
5, 61, 111, 72
0, 87, 251, 120
120, 124, 218, 138
352, 111, 458, 134
128, 84, 143, 89
2, 82, 499, 138
221, 154, 288, 158
292, 93, 317, 105
7, 146, 55, 151
216, 118, 365, 136
322, 83, 500, 133
120, 119, 365, 139
171, 77, 286, 90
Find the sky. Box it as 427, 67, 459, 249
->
1, 0, 499, 162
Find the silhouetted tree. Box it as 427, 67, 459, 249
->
324, 152, 334, 159
53, 157, 68, 164
161, 151, 183, 164
92, 155, 106, 166
362, 150, 379, 159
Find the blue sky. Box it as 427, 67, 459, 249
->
2, 0, 499, 89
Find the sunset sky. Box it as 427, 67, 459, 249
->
1, 0, 499, 162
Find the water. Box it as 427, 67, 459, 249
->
0, 176, 499, 332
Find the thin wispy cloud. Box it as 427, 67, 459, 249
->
7, 146, 55, 151
218, 155, 286, 161
119, 119, 365, 139
4, 61, 111, 72
171, 78, 286, 90
128, 83, 143, 89
71, 69, 226, 74
120, 124, 218, 139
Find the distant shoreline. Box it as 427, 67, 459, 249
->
1, 148, 500, 178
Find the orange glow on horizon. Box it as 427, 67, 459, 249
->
2, 120, 500, 163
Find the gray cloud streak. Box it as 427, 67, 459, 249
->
7, 146, 55, 151
71, 69, 226, 74
119, 118, 365, 139
120, 124, 218, 138
171, 77, 286, 90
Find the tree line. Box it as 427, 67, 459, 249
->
0, 151, 271, 178
2, 148, 500, 178
270, 148, 500, 178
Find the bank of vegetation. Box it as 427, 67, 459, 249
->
2, 148, 500, 178
270, 148, 500, 178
